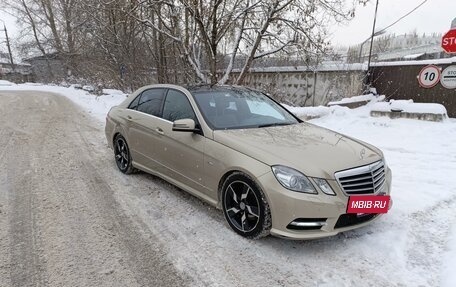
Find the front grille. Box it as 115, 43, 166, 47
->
334, 213, 378, 229
335, 161, 386, 195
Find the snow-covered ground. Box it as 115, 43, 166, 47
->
309, 104, 456, 287
371, 99, 448, 115
327, 93, 385, 106
0, 83, 128, 122
0, 80, 16, 86
1, 83, 455, 286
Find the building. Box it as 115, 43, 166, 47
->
0, 53, 33, 82
347, 32, 449, 63
23, 53, 67, 83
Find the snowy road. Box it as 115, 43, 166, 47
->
0, 89, 455, 287
0, 91, 191, 286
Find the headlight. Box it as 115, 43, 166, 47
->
313, 178, 336, 196
383, 157, 388, 170
271, 165, 317, 194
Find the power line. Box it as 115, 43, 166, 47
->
376, 0, 428, 34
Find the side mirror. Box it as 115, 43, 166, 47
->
172, 118, 198, 132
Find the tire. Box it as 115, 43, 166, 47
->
113, 134, 135, 174
221, 172, 271, 239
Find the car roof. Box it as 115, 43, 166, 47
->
185, 84, 253, 93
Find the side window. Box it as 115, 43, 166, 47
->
128, 94, 140, 110
162, 90, 197, 122
137, 89, 165, 117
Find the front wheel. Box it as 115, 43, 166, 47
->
113, 134, 134, 174
221, 172, 271, 239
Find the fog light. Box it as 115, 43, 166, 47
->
287, 218, 327, 230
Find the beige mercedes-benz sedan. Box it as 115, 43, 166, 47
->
105, 84, 392, 239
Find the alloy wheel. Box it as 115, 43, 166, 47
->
114, 137, 129, 171
224, 181, 260, 233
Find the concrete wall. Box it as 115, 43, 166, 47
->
229, 68, 365, 107
27, 58, 67, 83
0, 72, 34, 83
0, 62, 34, 83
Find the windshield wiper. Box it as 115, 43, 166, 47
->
257, 122, 293, 128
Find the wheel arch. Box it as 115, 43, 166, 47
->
112, 132, 121, 146
111, 123, 129, 147
217, 170, 240, 207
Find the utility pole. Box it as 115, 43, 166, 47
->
364, 0, 379, 92
1, 24, 15, 71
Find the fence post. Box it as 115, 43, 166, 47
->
313, 71, 317, 106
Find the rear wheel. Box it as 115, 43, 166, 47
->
221, 172, 271, 239
113, 134, 134, 174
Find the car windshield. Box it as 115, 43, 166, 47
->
191, 88, 299, 130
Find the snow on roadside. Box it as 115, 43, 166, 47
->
328, 93, 385, 106
0, 83, 127, 122
0, 80, 16, 86
281, 103, 332, 118
102, 88, 127, 96
283, 93, 386, 119
371, 99, 448, 115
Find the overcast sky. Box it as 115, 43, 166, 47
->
330, 0, 456, 47
0, 11, 17, 37
0, 0, 455, 49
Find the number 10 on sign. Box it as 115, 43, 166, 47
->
418, 65, 441, 88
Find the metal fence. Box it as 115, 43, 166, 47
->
371, 59, 456, 117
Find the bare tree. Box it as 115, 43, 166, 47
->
2, 0, 362, 88
134, 0, 357, 85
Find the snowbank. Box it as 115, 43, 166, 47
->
283, 93, 384, 120
82, 85, 95, 92
328, 94, 385, 106
284, 97, 448, 122
102, 88, 127, 96
0, 83, 127, 122
23, 82, 43, 86
0, 80, 16, 86
371, 99, 448, 115
282, 104, 331, 118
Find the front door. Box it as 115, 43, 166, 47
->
154, 89, 208, 193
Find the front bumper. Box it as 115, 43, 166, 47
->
256, 167, 392, 240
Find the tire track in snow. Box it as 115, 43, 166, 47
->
405, 195, 456, 286
0, 91, 193, 287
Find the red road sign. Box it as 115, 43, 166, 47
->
417, 65, 441, 88
442, 29, 456, 53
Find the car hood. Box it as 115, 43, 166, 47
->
213, 122, 382, 179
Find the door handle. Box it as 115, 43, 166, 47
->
127, 115, 133, 120
155, 127, 165, 135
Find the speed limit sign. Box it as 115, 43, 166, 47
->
417, 65, 441, 88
